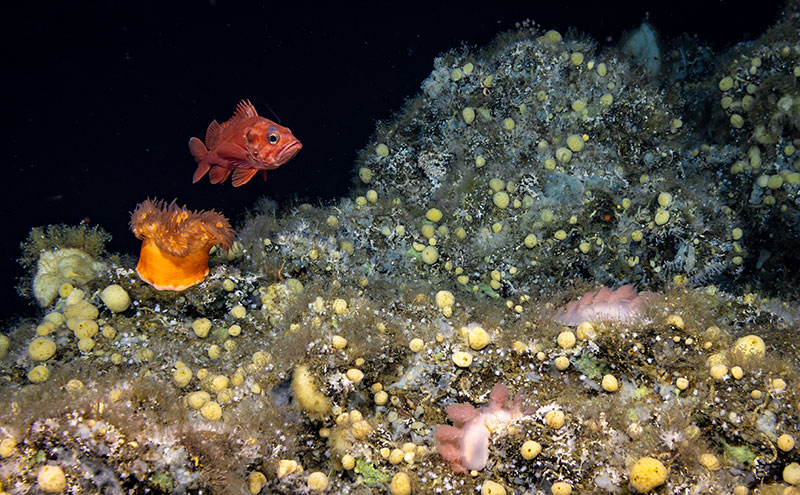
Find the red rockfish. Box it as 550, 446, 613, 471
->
189, 100, 302, 187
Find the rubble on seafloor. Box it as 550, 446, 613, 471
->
2, 5, 800, 495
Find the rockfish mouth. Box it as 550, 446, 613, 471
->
277, 140, 303, 164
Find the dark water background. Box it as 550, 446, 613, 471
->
0, 0, 783, 324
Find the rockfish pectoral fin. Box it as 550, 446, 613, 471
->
231, 168, 258, 187
215, 141, 251, 167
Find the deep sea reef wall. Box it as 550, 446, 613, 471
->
2, 7, 800, 495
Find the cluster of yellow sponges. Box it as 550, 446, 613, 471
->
23, 283, 129, 383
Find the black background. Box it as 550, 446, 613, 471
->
0, 0, 783, 324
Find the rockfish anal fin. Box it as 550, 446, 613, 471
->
209, 165, 232, 184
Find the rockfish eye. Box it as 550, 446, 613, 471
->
268, 133, 280, 144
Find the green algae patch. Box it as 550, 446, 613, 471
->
633, 384, 651, 400
574, 353, 609, 380
475, 283, 500, 299
721, 439, 757, 466
150, 471, 175, 492
355, 458, 390, 487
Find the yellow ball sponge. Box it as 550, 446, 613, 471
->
192, 318, 212, 338
629, 456, 667, 493
732, 334, 766, 361
99, 284, 131, 312
28, 365, 50, 383
421, 246, 439, 265
654, 209, 670, 226
29, 337, 56, 361
173, 367, 193, 387
390, 472, 412, 495
467, 324, 490, 350
493, 191, 510, 209
307, 471, 329, 492
248, 471, 267, 495
566, 134, 584, 152
426, 208, 443, 222
200, 401, 222, 421
185, 391, 211, 410
0, 437, 16, 458
37, 465, 67, 493
434, 290, 455, 309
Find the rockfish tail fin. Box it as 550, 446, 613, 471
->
189, 137, 210, 183
189, 137, 208, 161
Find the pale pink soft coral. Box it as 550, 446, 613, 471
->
434, 384, 523, 473
554, 284, 656, 326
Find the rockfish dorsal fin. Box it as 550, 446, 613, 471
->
233, 99, 258, 120
205, 119, 221, 146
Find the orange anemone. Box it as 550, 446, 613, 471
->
130, 199, 234, 291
